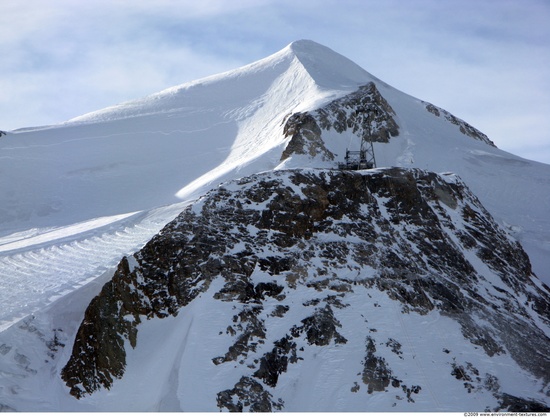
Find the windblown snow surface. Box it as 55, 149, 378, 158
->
0, 40, 548, 412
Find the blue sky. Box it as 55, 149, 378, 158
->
1, 0, 549, 163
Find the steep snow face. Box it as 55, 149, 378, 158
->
69, 40, 375, 125
55, 168, 550, 412
289, 39, 376, 88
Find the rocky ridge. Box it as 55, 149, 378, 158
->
279, 82, 495, 165
61, 167, 550, 411
281, 82, 399, 161
424, 102, 495, 146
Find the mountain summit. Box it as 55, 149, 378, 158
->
69, 39, 374, 125
0, 40, 549, 412
287, 39, 378, 87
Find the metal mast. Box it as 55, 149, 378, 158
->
339, 129, 377, 170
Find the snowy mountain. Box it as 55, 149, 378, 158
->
0, 40, 549, 412
61, 168, 550, 412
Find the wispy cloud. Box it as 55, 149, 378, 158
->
1, 0, 548, 163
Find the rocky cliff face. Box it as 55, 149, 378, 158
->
279, 82, 496, 165
281, 82, 399, 161
61, 167, 550, 411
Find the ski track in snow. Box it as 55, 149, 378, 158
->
0, 202, 189, 331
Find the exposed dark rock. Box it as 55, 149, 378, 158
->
253, 336, 300, 387
61, 257, 143, 398
216, 376, 283, 412
61, 167, 550, 410
401, 384, 422, 403
451, 362, 478, 384
291, 304, 347, 346
425, 103, 441, 117
213, 307, 266, 365
362, 336, 395, 393
258, 256, 293, 276
386, 338, 403, 359
281, 82, 399, 161
316, 83, 399, 141
424, 101, 496, 146
281, 112, 335, 161
270, 305, 289, 318
496, 393, 550, 412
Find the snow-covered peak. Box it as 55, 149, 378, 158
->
69, 40, 374, 124
67, 44, 294, 124
287, 39, 375, 88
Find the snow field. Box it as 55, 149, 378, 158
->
0, 202, 189, 331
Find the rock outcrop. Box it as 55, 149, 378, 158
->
281, 82, 399, 161
62, 167, 550, 411
424, 102, 495, 146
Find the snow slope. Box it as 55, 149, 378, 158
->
0, 40, 385, 329
0, 39, 549, 411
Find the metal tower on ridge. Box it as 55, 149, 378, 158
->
338, 131, 377, 170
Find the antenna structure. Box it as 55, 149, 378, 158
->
338, 129, 377, 170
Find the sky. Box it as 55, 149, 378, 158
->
1, 0, 549, 164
